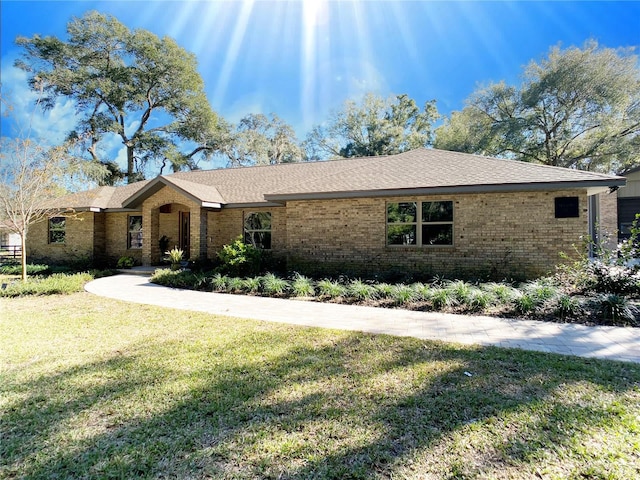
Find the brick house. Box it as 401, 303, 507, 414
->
27, 148, 625, 279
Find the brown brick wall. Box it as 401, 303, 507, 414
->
283, 190, 589, 279
104, 212, 143, 265
25, 187, 593, 279
207, 206, 287, 259
27, 212, 97, 264
597, 190, 618, 250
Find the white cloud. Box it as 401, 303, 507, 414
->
1, 56, 79, 145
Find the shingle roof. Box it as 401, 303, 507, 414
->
264, 149, 626, 200
49, 148, 626, 210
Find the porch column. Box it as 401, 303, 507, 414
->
189, 208, 208, 261
199, 209, 208, 260
142, 206, 160, 266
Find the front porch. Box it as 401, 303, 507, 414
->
141, 202, 215, 267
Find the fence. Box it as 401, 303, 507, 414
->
0, 245, 22, 260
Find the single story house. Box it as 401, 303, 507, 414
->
27, 148, 626, 279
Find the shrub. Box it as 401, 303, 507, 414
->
521, 279, 559, 302
513, 291, 542, 315
243, 276, 262, 294
446, 280, 474, 304
116, 256, 135, 269
211, 273, 229, 292
552, 294, 583, 320
411, 282, 432, 302
291, 273, 315, 297
167, 248, 184, 270
261, 273, 290, 296
348, 279, 378, 301
0, 263, 49, 276
192, 273, 212, 291
0, 272, 93, 297
217, 237, 262, 277
227, 276, 246, 293
464, 287, 495, 312
430, 287, 456, 310
390, 284, 416, 305
596, 294, 637, 325
483, 282, 520, 304
557, 215, 640, 296
585, 261, 640, 296
374, 283, 395, 299
159, 235, 171, 254
149, 269, 197, 289
317, 279, 347, 299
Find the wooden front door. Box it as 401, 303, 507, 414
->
179, 211, 190, 258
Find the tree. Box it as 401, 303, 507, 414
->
0, 137, 105, 281
15, 11, 221, 183
218, 113, 303, 167
435, 41, 640, 174
305, 93, 439, 160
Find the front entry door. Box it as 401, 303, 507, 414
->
179, 211, 190, 258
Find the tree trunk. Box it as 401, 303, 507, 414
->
20, 233, 27, 282
127, 145, 135, 183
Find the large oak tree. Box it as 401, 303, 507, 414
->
305, 93, 439, 160
15, 11, 221, 183
218, 113, 303, 167
435, 41, 640, 174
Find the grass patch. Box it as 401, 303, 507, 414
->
2, 293, 639, 479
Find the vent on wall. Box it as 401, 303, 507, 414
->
555, 197, 579, 218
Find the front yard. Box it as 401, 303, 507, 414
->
2, 293, 639, 479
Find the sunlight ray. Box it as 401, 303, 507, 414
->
300, 0, 326, 129
212, 0, 256, 107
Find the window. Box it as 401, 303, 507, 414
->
555, 197, 579, 218
128, 215, 143, 249
244, 212, 271, 249
387, 201, 453, 246
48, 217, 66, 244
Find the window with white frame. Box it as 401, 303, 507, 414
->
244, 212, 271, 249
48, 217, 66, 244
128, 215, 143, 249
387, 201, 453, 246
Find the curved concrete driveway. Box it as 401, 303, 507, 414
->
85, 274, 640, 364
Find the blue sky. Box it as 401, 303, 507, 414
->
1, 0, 639, 170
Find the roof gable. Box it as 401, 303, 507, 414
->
121, 176, 224, 209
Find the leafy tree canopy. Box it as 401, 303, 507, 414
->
435, 40, 640, 174
15, 11, 221, 183
305, 93, 439, 160
217, 113, 304, 167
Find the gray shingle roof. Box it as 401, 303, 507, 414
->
49, 148, 626, 210
264, 149, 626, 200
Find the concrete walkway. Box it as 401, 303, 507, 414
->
85, 274, 640, 364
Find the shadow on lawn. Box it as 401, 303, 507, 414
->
3, 331, 639, 479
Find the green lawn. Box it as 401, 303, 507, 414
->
1, 293, 639, 479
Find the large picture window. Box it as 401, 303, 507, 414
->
244, 212, 271, 249
128, 215, 143, 249
48, 217, 66, 244
387, 201, 453, 246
